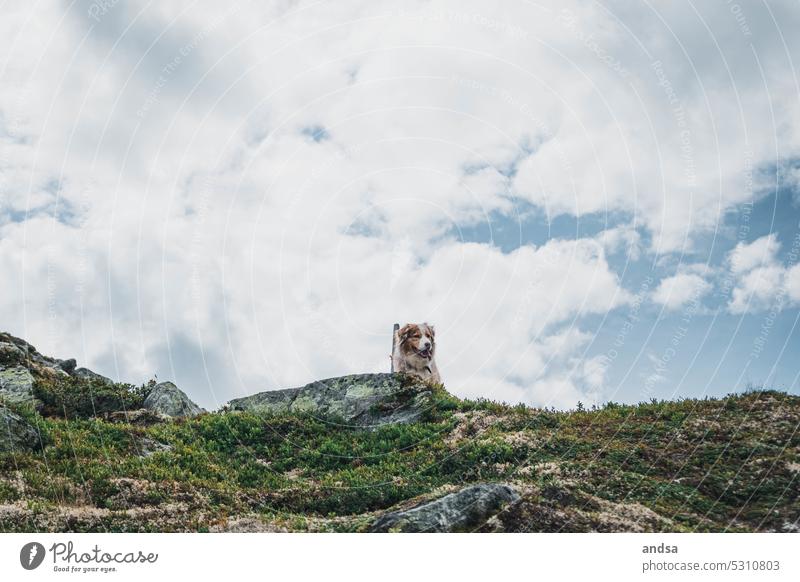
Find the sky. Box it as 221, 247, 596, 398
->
1, 0, 799, 410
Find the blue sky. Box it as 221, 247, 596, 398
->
452, 180, 800, 405
1, 1, 799, 409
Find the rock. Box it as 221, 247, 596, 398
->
73, 367, 113, 386
0, 340, 27, 366
58, 358, 77, 374
143, 382, 204, 418
0, 332, 113, 406
135, 437, 173, 457
0, 333, 53, 371
0, 406, 41, 453
209, 516, 288, 533
370, 483, 521, 532
106, 408, 169, 426
0, 366, 37, 406
226, 373, 436, 427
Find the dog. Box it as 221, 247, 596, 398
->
391, 322, 441, 384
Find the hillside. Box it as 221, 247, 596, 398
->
1, 333, 799, 532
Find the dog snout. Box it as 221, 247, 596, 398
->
421, 340, 431, 350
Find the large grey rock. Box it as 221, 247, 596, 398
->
73, 367, 113, 386
226, 373, 435, 427
0, 406, 41, 453
0, 366, 37, 406
143, 382, 204, 418
0, 339, 38, 406
370, 483, 521, 532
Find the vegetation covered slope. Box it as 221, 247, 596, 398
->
1, 387, 798, 532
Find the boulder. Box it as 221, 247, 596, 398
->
0, 340, 27, 366
73, 367, 113, 386
143, 382, 204, 418
226, 373, 435, 427
370, 483, 521, 532
0, 366, 37, 406
134, 437, 174, 457
0, 406, 41, 453
0, 338, 38, 406
57, 358, 77, 374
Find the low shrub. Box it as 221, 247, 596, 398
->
33, 376, 151, 419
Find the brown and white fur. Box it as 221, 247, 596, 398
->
392, 322, 441, 384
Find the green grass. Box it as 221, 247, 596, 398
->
0, 389, 797, 532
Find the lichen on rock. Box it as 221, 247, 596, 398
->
143, 382, 204, 418
370, 483, 521, 532
0, 406, 41, 453
226, 373, 437, 427
0, 366, 37, 406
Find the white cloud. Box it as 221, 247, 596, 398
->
652, 273, 712, 311
726, 235, 800, 314
786, 263, 800, 303
729, 265, 786, 314
597, 225, 642, 261
729, 234, 782, 275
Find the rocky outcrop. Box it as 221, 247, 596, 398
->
0, 333, 87, 375
226, 373, 435, 427
143, 382, 204, 418
370, 483, 521, 532
0, 332, 112, 407
0, 406, 41, 453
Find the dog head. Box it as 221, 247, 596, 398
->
397, 322, 436, 361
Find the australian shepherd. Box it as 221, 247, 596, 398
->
392, 322, 442, 384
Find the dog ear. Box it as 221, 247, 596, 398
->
397, 324, 413, 344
